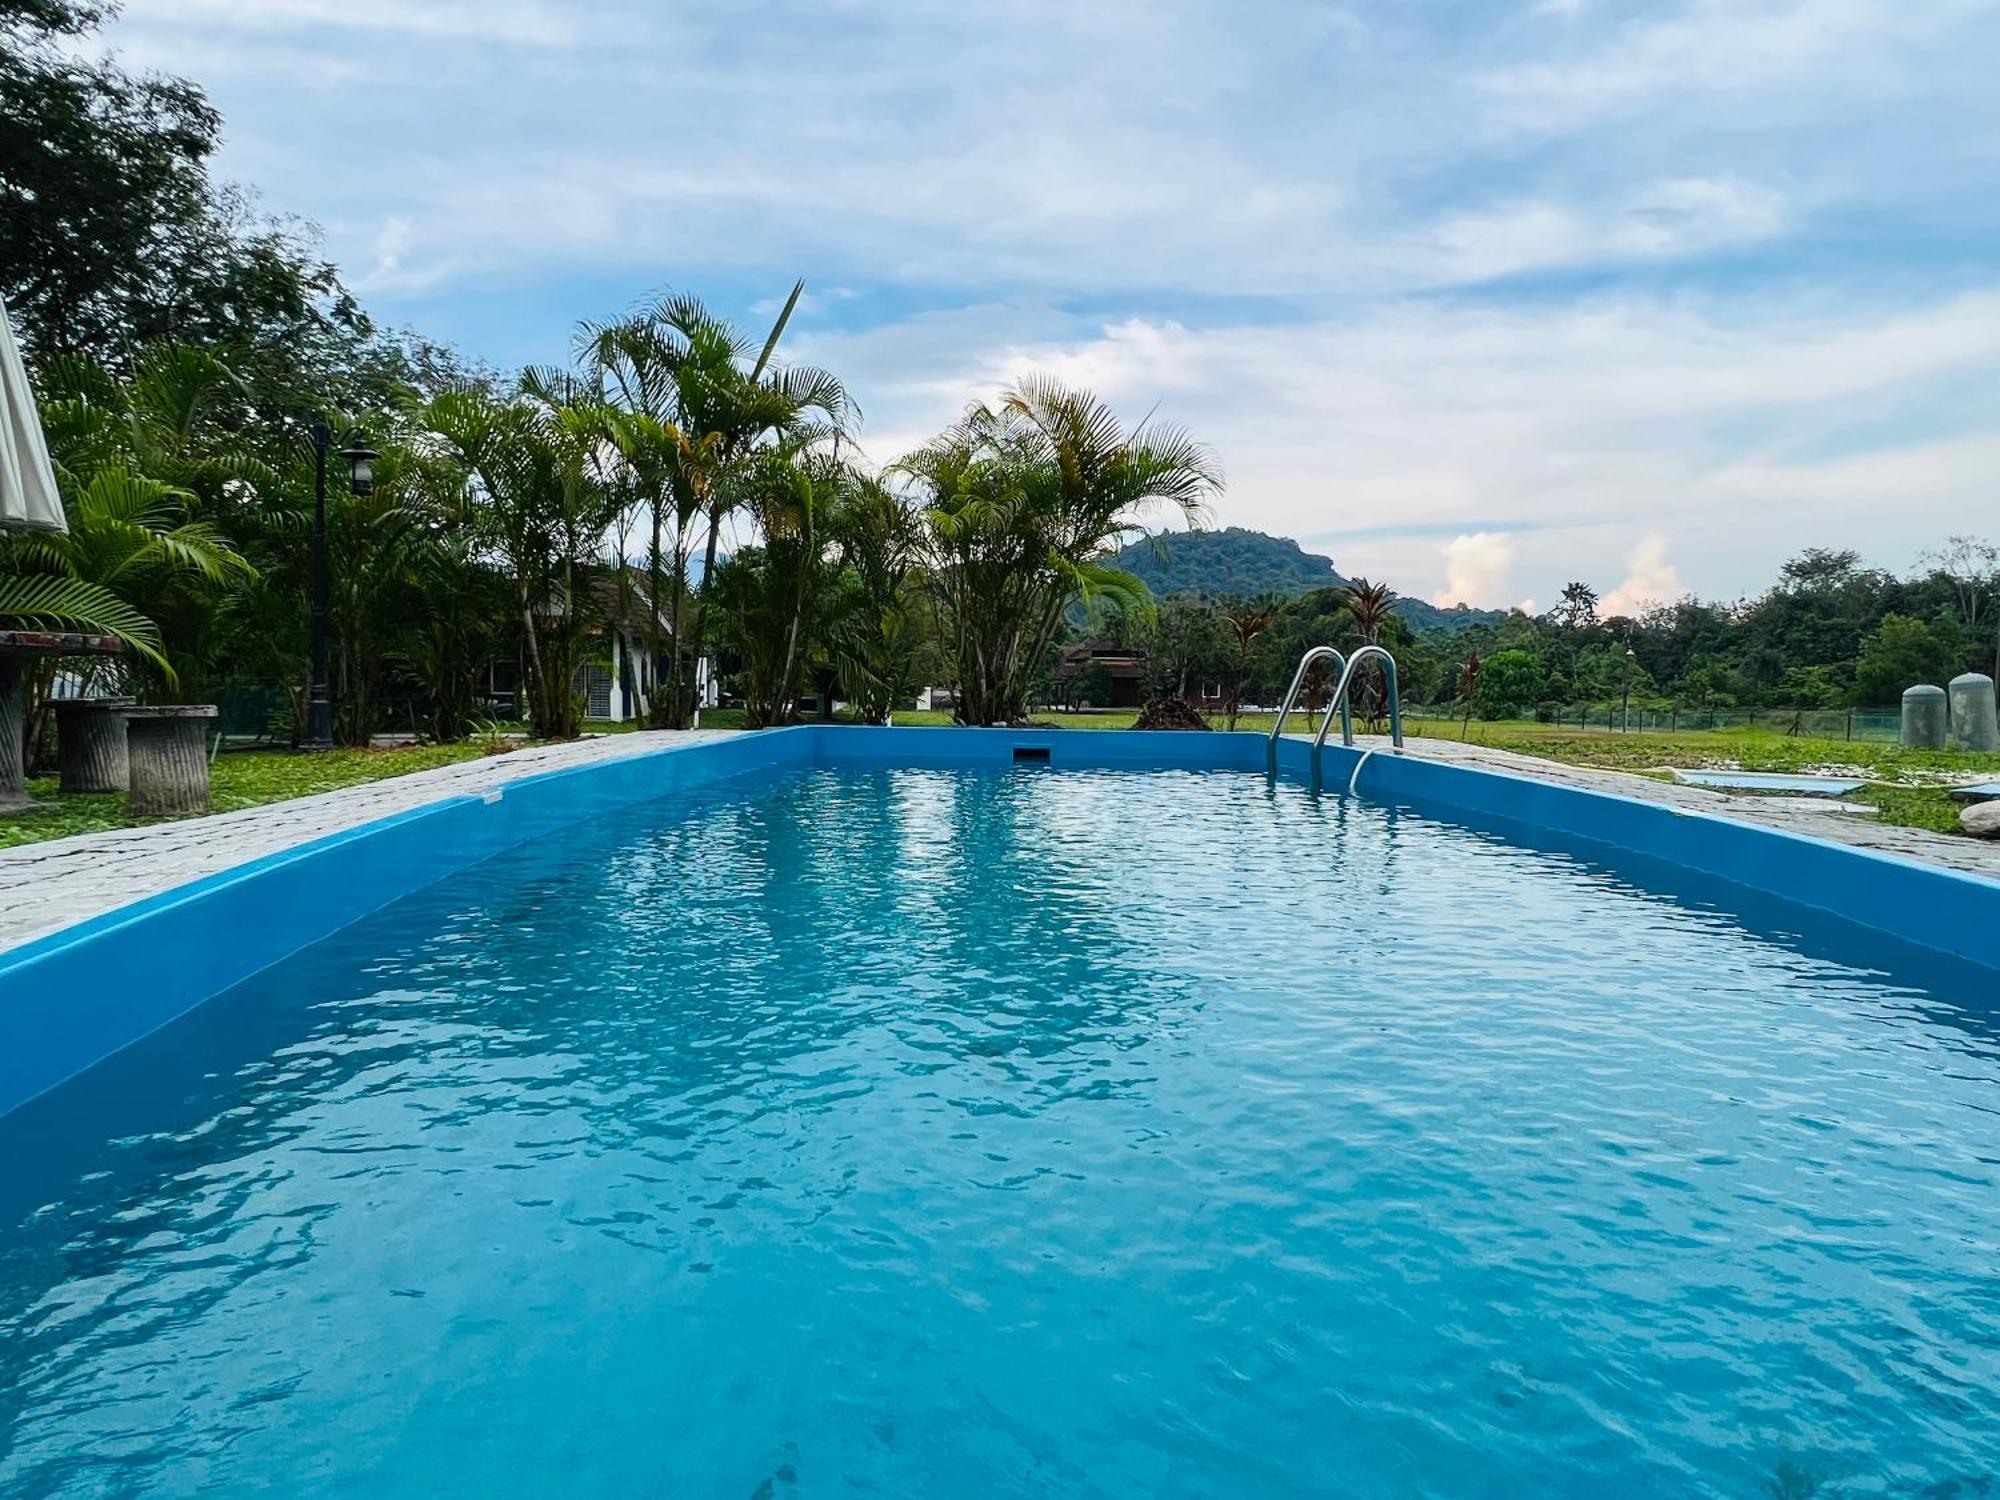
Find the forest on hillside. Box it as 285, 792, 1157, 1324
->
1084, 543, 2000, 718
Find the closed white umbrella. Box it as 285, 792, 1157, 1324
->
0, 295, 64, 534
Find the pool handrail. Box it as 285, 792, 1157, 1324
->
1312, 645, 1404, 770
1268, 645, 1348, 770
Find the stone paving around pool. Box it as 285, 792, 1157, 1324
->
1360, 735, 2000, 881
3, 728, 1998, 959
0, 732, 734, 954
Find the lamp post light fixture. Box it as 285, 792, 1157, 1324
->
301, 420, 379, 752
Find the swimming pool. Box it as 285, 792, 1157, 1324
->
2, 741, 1997, 1496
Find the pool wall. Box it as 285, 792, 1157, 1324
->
2, 725, 1995, 1119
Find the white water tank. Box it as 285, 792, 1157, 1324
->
1902, 684, 1948, 749
1949, 672, 1999, 751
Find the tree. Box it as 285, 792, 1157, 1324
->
1339, 577, 1399, 724
1341, 578, 1396, 644
829, 474, 926, 725
406, 380, 620, 740
1920, 535, 2000, 675
1475, 648, 1542, 719
896, 377, 1219, 725
710, 444, 851, 727
0, 2, 376, 384
1149, 594, 1230, 701
1551, 581, 1598, 632
1853, 613, 1968, 706
1, 0, 214, 358
1222, 604, 1274, 730
579, 284, 847, 727
4, 343, 257, 729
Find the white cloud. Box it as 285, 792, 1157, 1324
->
1434, 534, 1519, 609
1427, 176, 1785, 282
795, 285, 2000, 606
1477, 0, 1989, 133
68, 0, 2000, 606
135, 0, 579, 45
1601, 533, 1688, 616
93, 0, 2000, 308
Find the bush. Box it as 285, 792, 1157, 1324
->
1475, 649, 1543, 719
1132, 697, 1210, 730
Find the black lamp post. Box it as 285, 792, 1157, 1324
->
1620, 644, 1637, 733
302, 420, 378, 752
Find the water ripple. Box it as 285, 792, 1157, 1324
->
1, 766, 1997, 1497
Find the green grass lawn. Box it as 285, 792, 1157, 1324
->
1399, 717, 1997, 836
0, 743, 492, 850
1406, 715, 2000, 778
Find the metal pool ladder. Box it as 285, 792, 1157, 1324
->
1267, 645, 1347, 772
1267, 644, 1405, 778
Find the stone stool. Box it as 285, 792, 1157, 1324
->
125, 706, 219, 817
54, 696, 134, 793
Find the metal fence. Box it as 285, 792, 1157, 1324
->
1401, 705, 1906, 741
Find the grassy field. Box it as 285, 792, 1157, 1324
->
0, 743, 492, 850
5, 709, 1993, 849
1392, 718, 1999, 834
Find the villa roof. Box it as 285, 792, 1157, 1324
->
1055, 643, 1149, 681
585, 568, 677, 637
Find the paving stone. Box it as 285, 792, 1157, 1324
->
1332, 734, 2000, 882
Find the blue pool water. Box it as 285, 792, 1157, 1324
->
2, 765, 1997, 1497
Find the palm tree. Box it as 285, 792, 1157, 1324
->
828, 474, 926, 725
1222, 603, 1273, 730
0, 465, 250, 761
1339, 577, 1398, 726
1341, 577, 1396, 645
1, 468, 248, 671
579, 283, 848, 727
1551, 580, 1599, 703
710, 443, 861, 726
896, 377, 1219, 725
405, 379, 621, 740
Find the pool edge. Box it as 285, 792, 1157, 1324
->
3, 724, 1995, 1119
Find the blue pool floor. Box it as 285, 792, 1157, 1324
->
1, 765, 1996, 1498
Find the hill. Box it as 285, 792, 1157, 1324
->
1112, 528, 1505, 633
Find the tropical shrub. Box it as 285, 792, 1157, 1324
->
895, 378, 1218, 726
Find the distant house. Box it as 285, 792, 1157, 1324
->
1054, 644, 1149, 709
574, 570, 716, 724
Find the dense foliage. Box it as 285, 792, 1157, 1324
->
1114, 527, 1340, 599
1092, 543, 2000, 719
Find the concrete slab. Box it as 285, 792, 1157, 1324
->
1672, 769, 1868, 795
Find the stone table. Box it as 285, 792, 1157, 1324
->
125, 705, 219, 817
0, 629, 122, 811
54, 695, 134, 793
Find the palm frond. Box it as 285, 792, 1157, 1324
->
0, 574, 165, 665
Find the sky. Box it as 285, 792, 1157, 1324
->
91, 0, 2000, 613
